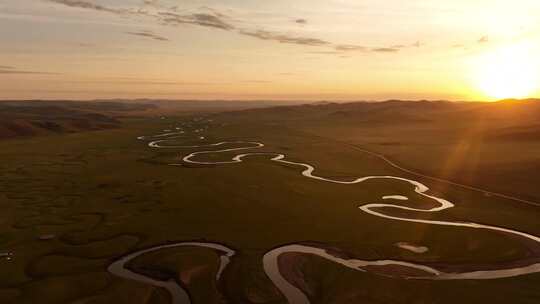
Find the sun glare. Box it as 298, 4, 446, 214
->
472, 43, 539, 100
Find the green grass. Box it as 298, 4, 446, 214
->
0, 115, 539, 303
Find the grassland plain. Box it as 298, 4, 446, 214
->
217, 100, 540, 203
0, 113, 539, 303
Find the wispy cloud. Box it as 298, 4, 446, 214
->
241, 80, 273, 84
47, 1, 235, 31
0, 66, 58, 75
354, 41, 421, 53
239, 30, 330, 46
309, 50, 343, 55
77, 43, 96, 47
48, 0, 126, 15
46, 0, 415, 55
66, 79, 222, 86
142, 0, 159, 7
335, 44, 368, 52
372, 47, 400, 53
125, 30, 169, 41
158, 12, 235, 30
335, 42, 421, 53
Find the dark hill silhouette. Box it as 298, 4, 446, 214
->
0, 101, 156, 139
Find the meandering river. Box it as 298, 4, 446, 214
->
109, 125, 540, 304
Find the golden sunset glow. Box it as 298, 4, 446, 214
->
1, 1, 540, 101
472, 43, 540, 100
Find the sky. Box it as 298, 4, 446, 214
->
1, 0, 540, 101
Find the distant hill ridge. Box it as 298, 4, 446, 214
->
221, 98, 540, 123
0, 101, 156, 140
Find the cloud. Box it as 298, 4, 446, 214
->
48, 0, 125, 14
67, 79, 222, 86
0, 66, 58, 75
330, 44, 406, 54
335, 44, 368, 52
309, 51, 342, 55
478, 35, 489, 43
48, 0, 235, 31
372, 47, 400, 53
241, 80, 272, 83
78, 43, 96, 47
46, 0, 410, 55
126, 30, 169, 41
158, 12, 235, 30
239, 30, 330, 46
388, 41, 421, 50
143, 0, 159, 6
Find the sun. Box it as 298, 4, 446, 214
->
472, 43, 539, 100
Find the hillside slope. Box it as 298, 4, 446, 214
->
0, 101, 156, 139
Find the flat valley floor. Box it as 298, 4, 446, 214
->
1, 114, 539, 304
